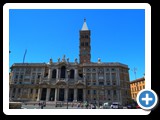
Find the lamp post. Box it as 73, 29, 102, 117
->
66, 69, 70, 109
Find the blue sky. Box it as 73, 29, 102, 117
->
9, 9, 145, 81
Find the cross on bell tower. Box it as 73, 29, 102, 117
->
79, 18, 91, 64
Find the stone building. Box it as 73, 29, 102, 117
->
9, 19, 131, 106
130, 77, 145, 101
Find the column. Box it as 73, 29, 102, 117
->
117, 69, 120, 86
74, 88, 77, 102
83, 89, 86, 102
20, 88, 23, 98
96, 89, 99, 107
91, 73, 93, 85
29, 71, 32, 83
57, 88, 59, 101
117, 90, 119, 103
91, 89, 93, 103
74, 68, 78, 81
111, 90, 113, 103
46, 88, 51, 101
116, 69, 118, 86
110, 71, 112, 85
18, 71, 20, 83
56, 68, 59, 79
34, 70, 37, 84
9, 88, 13, 99
119, 90, 122, 105
64, 88, 68, 102
37, 88, 42, 101
48, 67, 52, 80
42, 68, 45, 79
32, 89, 36, 100
28, 88, 31, 98
96, 68, 98, 85
104, 69, 107, 85
104, 89, 107, 101
15, 88, 18, 99
54, 88, 57, 101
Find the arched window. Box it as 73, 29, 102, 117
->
52, 69, 56, 78
60, 66, 66, 78
70, 69, 74, 79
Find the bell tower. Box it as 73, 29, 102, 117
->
79, 19, 91, 64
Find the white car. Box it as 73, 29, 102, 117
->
110, 103, 119, 109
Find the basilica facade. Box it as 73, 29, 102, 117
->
9, 19, 131, 106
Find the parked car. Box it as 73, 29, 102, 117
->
136, 105, 141, 109
110, 102, 121, 109
103, 102, 110, 109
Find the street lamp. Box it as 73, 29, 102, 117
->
66, 69, 70, 109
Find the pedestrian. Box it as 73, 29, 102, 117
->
77, 103, 80, 109
41, 103, 43, 109
38, 102, 41, 107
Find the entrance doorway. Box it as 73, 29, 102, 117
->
59, 88, 64, 101
50, 88, 55, 101
41, 88, 47, 100
68, 89, 74, 102
77, 89, 83, 102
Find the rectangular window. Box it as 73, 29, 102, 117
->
112, 74, 116, 80
37, 74, 41, 79
85, 42, 88, 46
13, 88, 16, 93
36, 89, 38, 94
125, 91, 127, 95
87, 68, 91, 72
99, 82, 104, 85
114, 90, 116, 95
92, 74, 96, 80
16, 68, 19, 71
20, 75, 23, 79
92, 68, 96, 72
93, 90, 96, 94
81, 42, 84, 46
106, 74, 110, 80
87, 82, 90, 85
93, 82, 96, 85
106, 68, 110, 71
87, 75, 90, 80
15, 75, 18, 79
88, 90, 90, 94
30, 89, 33, 94
18, 88, 21, 93
108, 90, 110, 95
32, 75, 35, 79
113, 82, 116, 85
111, 68, 115, 71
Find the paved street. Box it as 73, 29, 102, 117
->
21, 104, 86, 109
21, 102, 90, 109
